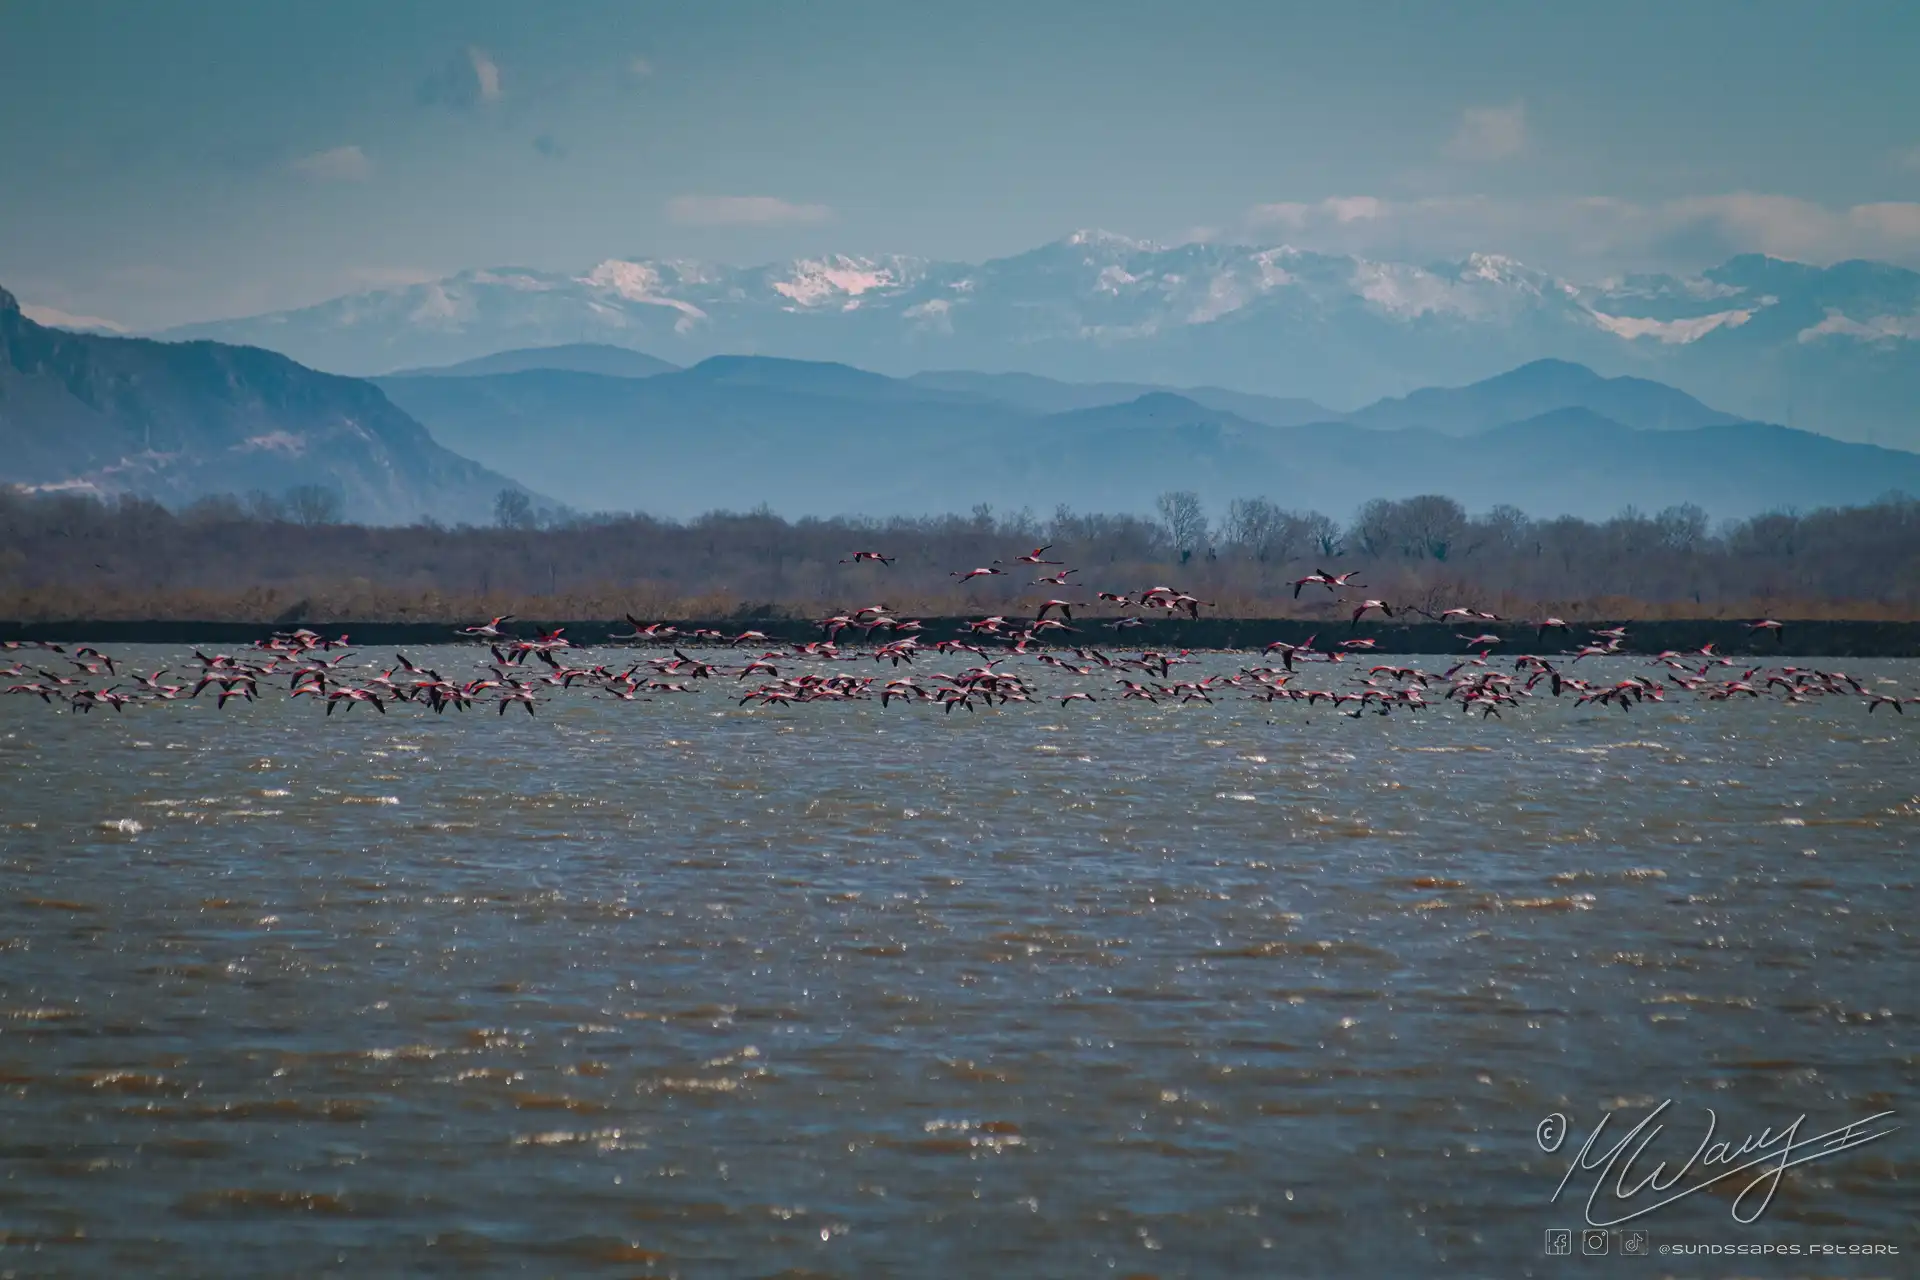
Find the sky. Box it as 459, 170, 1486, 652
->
4, 0, 1919, 331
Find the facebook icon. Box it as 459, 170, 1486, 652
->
1544, 1228, 1574, 1256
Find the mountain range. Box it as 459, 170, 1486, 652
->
154, 234, 1920, 449
0, 284, 529, 524
387, 343, 681, 380
375, 352, 1920, 523
10, 267, 1919, 526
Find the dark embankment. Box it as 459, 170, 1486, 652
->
3, 618, 1916, 657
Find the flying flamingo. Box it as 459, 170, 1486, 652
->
839, 551, 895, 565
1292, 569, 1364, 598
951, 567, 1006, 582
458, 615, 513, 638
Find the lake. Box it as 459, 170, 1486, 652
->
1, 646, 1914, 1276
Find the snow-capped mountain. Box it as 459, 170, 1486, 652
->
154, 233, 1920, 447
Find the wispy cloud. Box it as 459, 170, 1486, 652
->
627, 55, 654, 80
1443, 102, 1528, 163
532, 133, 567, 160
1243, 192, 1920, 270
665, 195, 835, 227
345, 266, 442, 289
1893, 144, 1920, 173
288, 144, 371, 183
18, 303, 127, 333
419, 46, 503, 110
1251, 195, 1395, 230
470, 47, 501, 102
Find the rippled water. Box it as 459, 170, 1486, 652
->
2, 646, 1915, 1276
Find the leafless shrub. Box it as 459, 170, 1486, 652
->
1, 487, 1915, 622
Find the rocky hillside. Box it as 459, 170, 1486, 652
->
1, 284, 532, 524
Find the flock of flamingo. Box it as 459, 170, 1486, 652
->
1, 544, 1910, 719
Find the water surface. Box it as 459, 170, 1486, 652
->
2, 647, 1915, 1276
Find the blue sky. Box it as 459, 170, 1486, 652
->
4, 0, 1918, 329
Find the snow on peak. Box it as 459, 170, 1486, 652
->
1588, 309, 1753, 344
407, 283, 473, 327
1351, 260, 1469, 319
1248, 249, 1299, 286
1458, 252, 1542, 289
580, 259, 710, 326
1062, 228, 1155, 253
1796, 308, 1920, 343
771, 256, 899, 309
583, 259, 665, 301
903, 297, 955, 332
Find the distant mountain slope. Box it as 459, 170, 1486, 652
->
374, 358, 1034, 517
1345, 358, 1742, 433
905, 369, 1337, 425
0, 284, 531, 524
155, 239, 1920, 448
375, 348, 1920, 523
669, 354, 984, 404
388, 342, 678, 379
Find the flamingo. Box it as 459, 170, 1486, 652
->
325, 688, 385, 715
1292, 570, 1364, 598
458, 615, 513, 638
951, 567, 1006, 583
839, 551, 895, 565
1350, 599, 1392, 623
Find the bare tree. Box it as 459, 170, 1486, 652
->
1304, 512, 1343, 558
244, 489, 286, 522
3, 487, 1919, 623
282, 484, 342, 527
494, 488, 535, 531
1156, 490, 1208, 560
1655, 503, 1708, 551
1223, 497, 1280, 560
1352, 495, 1466, 560
1478, 504, 1532, 552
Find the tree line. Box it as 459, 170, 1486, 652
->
1, 484, 1916, 623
